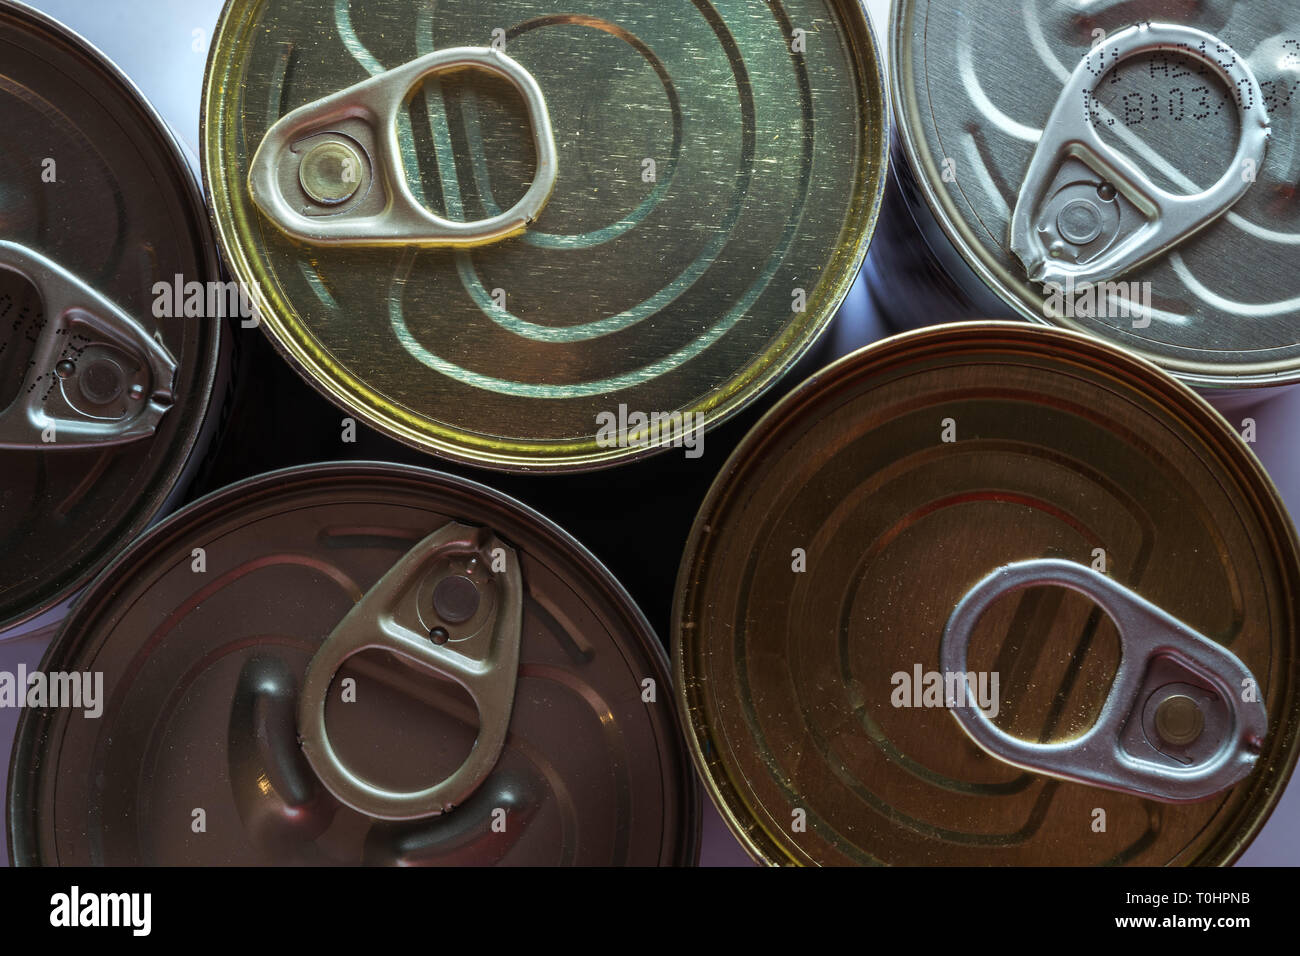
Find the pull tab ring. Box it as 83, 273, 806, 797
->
940, 559, 1267, 803
1010, 23, 1271, 286
298, 522, 523, 820
0, 241, 177, 450
248, 47, 558, 248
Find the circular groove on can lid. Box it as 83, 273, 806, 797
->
675, 322, 1300, 865
10, 462, 699, 866
202, 0, 889, 470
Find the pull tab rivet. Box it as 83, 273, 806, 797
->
1058, 200, 1103, 246
433, 574, 480, 624
1155, 694, 1205, 747
79, 357, 125, 405
54, 359, 75, 380
429, 626, 450, 646
299, 140, 363, 206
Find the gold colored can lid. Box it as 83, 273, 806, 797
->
675, 322, 1300, 865
202, 0, 888, 470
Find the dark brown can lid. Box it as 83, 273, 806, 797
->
676, 322, 1300, 865
9, 463, 698, 865
0, 2, 223, 631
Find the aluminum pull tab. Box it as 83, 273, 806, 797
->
298, 522, 523, 821
940, 559, 1267, 803
0, 241, 177, 450
1010, 23, 1270, 286
248, 47, 558, 248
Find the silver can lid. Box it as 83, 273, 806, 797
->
893, 1, 1300, 388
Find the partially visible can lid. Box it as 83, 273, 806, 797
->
0, 2, 223, 630
675, 323, 1300, 865
202, 0, 889, 470
892, 1, 1300, 388
10, 463, 699, 865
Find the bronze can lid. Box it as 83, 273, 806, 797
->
676, 322, 1300, 865
10, 463, 698, 865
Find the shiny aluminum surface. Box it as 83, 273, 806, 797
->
942, 559, 1267, 803
893, 1, 1300, 387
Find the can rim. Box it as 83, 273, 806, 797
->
0, 0, 225, 633
887, 1, 1300, 390
200, 0, 892, 472
9, 460, 702, 865
673, 319, 1300, 865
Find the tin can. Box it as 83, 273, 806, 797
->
884, 1, 1300, 390
0, 1, 226, 632
864, 144, 1011, 330
10, 462, 699, 865
201, 0, 889, 471
675, 322, 1300, 865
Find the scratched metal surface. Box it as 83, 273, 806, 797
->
10, 0, 1300, 868
678, 324, 1300, 865
203, 0, 888, 469
894, 0, 1300, 387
